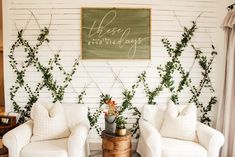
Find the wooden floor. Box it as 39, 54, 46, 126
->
90, 150, 140, 157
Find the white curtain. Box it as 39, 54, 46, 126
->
216, 10, 235, 157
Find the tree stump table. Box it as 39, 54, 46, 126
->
101, 130, 131, 157
0, 139, 8, 157
0, 115, 17, 157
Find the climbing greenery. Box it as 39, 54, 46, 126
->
9, 26, 79, 123
87, 93, 110, 135
9, 16, 217, 133
140, 21, 197, 105
87, 76, 142, 137
139, 21, 217, 125
87, 20, 217, 136
189, 45, 217, 125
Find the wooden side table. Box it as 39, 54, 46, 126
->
0, 115, 17, 157
101, 130, 131, 157
0, 139, 8, 157
0, 115, 17, 137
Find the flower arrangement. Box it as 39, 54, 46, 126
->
103, 95, 118, 116
101, 94, 128, 135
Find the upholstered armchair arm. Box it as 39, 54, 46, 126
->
137, 119, 162, 157
197, 122, 224, 157
68, 122, 89, 157
3, 120, 33, 157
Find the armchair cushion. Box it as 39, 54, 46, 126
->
21, 138, 68, 157
160, 101, 197, 141
162, 138, 207, 157
30, 103, 70, 142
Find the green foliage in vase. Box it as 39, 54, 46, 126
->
116, 116, 127, 129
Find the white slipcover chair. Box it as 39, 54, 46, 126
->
3, 104, 90, 157
137, 105, 224, 157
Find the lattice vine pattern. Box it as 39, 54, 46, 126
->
9, 23, 79, 123
9, 14, 217, 136
87, 77, 142, 137
87, 20, 217, 137
139, 21, 217, 125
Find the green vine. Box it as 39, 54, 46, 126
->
87, 76, 142, 137
119, 78, 142, 138
87, 94, 110, 135
9, 14, 217, 131
9, 21, 79, 123
78, 89, 87, 104
140, 21, 197, 105
86, 20, 217, 135
140, 21, 216, 125
189, 45, 217, 125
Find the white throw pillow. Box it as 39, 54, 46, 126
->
142, 105, 165, 130
160, 100, 197, 141
30, 102, 70, 142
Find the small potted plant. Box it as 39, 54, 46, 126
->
115, 115, 127, 136
103, 95, 118, 134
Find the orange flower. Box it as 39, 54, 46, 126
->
104, 98, 118, 116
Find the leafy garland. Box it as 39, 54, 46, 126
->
9, 26, 79, 123
9, 15, 217, 133
87, 76, 142, 137
189, 45, 217, 125
140, 21, 197, 105
139, 21, 217, 125
87, 20, 217, 136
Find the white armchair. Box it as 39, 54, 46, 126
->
3, 104, 90, 157
137, 105, 224, 157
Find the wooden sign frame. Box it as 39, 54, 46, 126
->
81, 8, 151, 59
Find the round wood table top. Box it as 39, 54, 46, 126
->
101, 130, 131, 139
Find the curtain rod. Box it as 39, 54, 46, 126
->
228, 3, 235, 10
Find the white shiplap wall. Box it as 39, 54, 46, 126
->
3, 0, 217, 147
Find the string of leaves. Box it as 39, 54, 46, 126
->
140, 21, 197, 105
119, 76, 142, 138
139, 21, 217, 125
87, 76, 142, 137
9, 25, 79, 123
189, 45, 217, 125
9, 15, 217, 132
86, 20, 217, 136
